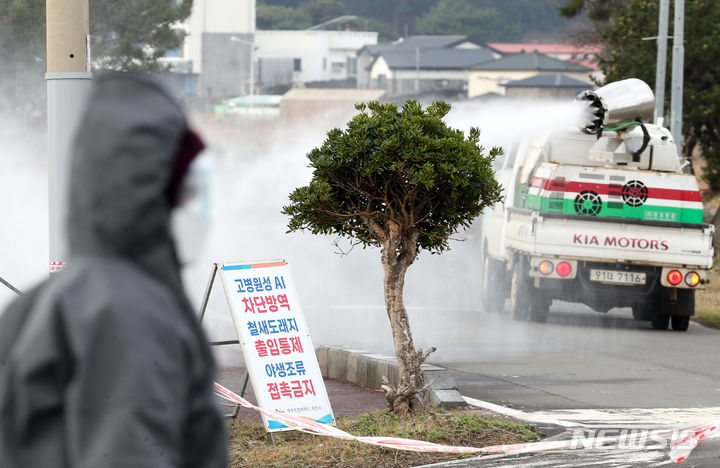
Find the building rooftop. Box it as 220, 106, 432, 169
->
487, 42, 601, 55
487, 43, 601, 69
391, 35, 472, 49
470, 51, 593, 72
359, 35, 481, 57
503, 74, 594, 89
379, 48, 496, 70
358, 43, 399, 56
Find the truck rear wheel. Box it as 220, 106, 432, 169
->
651, 313, 670, 330
664, 289, 695, 316
529, 294, 551, 323
671, 315, 690, 331
631, 304, 652, 321
663, 289, 694, 332
510, 265, 530, 321
482, 255, 506, 313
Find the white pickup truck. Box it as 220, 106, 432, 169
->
480, 79, 714, 331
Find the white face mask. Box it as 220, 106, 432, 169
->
170, 154, 211, 267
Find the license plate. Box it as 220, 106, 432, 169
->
589, 269, 646, 285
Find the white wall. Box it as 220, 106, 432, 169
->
468, 70, 593, 98
185, 0, 256, 74
199, 0, 255, 32
256, 30, 377, 85
369, 56, 392, 88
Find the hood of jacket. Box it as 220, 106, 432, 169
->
67, 73, 191, 293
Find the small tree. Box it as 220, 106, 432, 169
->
283, 100, 503, 413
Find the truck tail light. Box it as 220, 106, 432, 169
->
667, 270, 683, 286
538, 260, 553, 275
685, 271, 700, 287
556, 262, 572, 277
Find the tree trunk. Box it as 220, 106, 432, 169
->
711, 204, 720, 255
380, 224, 434, 414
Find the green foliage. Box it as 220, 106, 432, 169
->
415, 0, 575, 43
559, 0, 586, 17
0, 0, 191, 114
346, 409, 542, 446
415, 0, 514, 43
258, 0, 348, 30
0, 0, 46, 115
598, 0, 655, 83
559, 0, 625, 21
301, 0, 345, 26
257, 4, 311, 29
258, 0, 579, 42
694, 269, 720, 329
90, 0, 193, 72
228, 409, 539, 467
283, 100, 503, 255
259, 0, 436, 41
599, 0, 720, 188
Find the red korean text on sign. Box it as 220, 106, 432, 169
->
242, 294, 291, 314
255, 337, 304, 357
266, 379, 317, 400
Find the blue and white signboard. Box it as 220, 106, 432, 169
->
217, 260, 334, 432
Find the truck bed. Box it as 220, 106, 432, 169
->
505, 207, 714, 268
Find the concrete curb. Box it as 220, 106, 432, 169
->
316, 345, 467, 409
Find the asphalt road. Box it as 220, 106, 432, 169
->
304, 300, 720, 409
439, 302, 720, 411
302, 300, 720, 467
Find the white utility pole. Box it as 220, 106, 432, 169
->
654, 0, 670, 125
46, 0, 92, 272
670, 0, 684, 155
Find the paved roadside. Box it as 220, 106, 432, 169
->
216, 364, 388, 424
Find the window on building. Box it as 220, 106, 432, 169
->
347, 57, 357, 75
294, 58, 302, 71
377, 74, 387, 89
323, 58, 327, 70
331, 61, 345, 73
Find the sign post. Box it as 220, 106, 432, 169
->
205, 260, 334, 433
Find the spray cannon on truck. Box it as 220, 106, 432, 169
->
480, 78, 713, 331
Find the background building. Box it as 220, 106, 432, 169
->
502, 74, 593, 99
161, 1, 377, 98
358, 35, 499, 97
162, 0, 256, 98
468, 52, 594, 98
368, 48, 496, 97
255, 30, 378, 91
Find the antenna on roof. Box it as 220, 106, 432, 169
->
306, 15, 358, 31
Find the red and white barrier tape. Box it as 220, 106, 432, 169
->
214, 382, 717, 461
670, 422, 720, 463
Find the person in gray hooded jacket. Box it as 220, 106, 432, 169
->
0, 74, 227, 467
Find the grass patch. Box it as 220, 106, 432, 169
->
694, 268, 720, 329
228, 409, 539, 467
